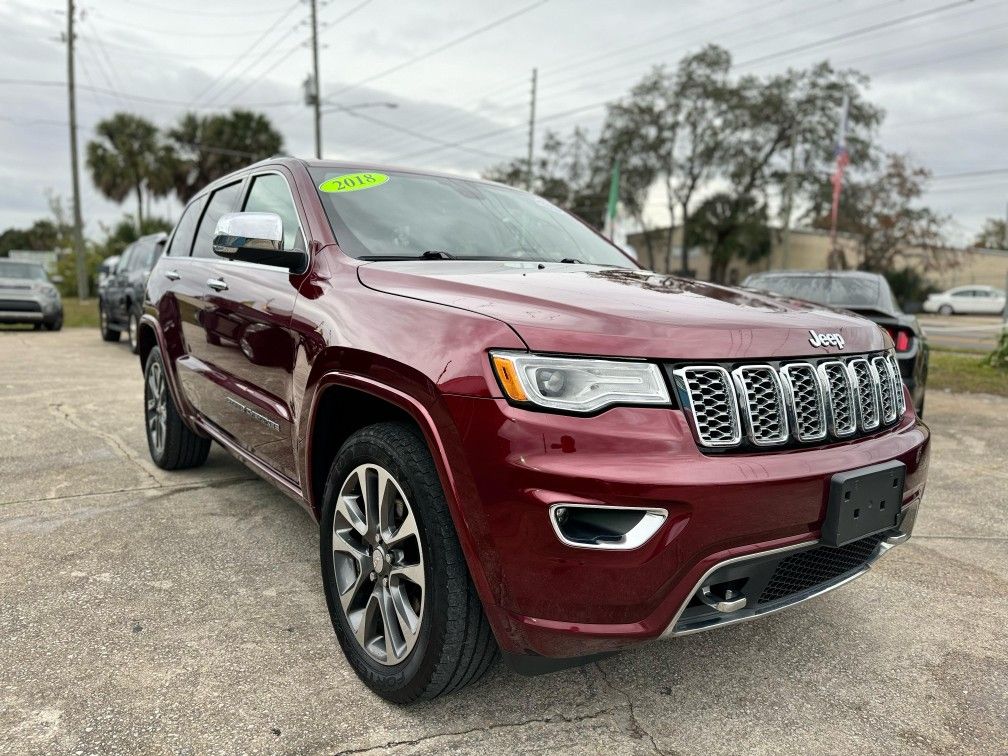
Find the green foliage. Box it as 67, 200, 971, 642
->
0, 219, 66, 257
687, 193, 771, 282
86, 113, 171, 226
883, 267, 937, 309
168, 109, 284, 203
809, 153, 949, 273
985, 329, 1008, 371
974, 218, 1007, 250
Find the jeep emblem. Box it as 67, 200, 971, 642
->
808, 330, 845, 349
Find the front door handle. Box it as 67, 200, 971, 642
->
164, 269, 181, 281
207, 277, 229, 292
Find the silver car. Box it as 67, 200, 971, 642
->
0, 260, 63, 330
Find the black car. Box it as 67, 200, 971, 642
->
743, 270, 929, 416
98, 233, 165, 352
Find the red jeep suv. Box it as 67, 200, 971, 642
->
138, 158, 929, 703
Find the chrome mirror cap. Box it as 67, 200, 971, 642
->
213, 212, 283, 257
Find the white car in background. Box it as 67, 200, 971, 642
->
923, 285, 1006, 315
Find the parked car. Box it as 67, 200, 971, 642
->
0, 259, 63, 330
923, 285, 1007, 315
138, 159, 929, 703
98, 233, 165, 352
97, 255, 120, 289
743, 270, 928, 415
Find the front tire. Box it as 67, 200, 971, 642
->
44, 311, 63, 331
100, 301, 120, 342
143, 348, 211, 470
938, 304, 953, 316
319, 422, 497, 703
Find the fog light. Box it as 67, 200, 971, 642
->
549, 503, 666, 550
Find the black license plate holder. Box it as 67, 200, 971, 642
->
822, 461, 905, 547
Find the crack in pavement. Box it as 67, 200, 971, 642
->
594, 663, 667, 756
0, 476, 254, 508
330, 708, 617, 755
49, 401, 161, 487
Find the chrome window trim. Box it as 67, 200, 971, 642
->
731, 364, 789, 446
779, 362, 828, 442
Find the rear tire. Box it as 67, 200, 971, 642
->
100, 301, 121, 342
143, 348, 211, 470
127, 308, 140, 354
938, 304, 953, 316
319, 422, 497, 703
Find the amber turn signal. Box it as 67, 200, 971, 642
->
491, 354, 528, 402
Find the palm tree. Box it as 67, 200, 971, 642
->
85, 113, 170, 227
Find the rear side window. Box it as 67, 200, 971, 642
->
243, 174, 305, 252
116, 245, 134, 273
166, 198, 204, 257
192, 182, 242, 258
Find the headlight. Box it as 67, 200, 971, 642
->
490, 351, 671, 413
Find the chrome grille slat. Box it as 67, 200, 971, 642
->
732, 365, 788, 445
673, 366, 741, 447
848, 358, 881, 431
872, 356, 898, 423
818, 361, 857, 437
675, 351, 901, 450
887, 353, 906, 416
780, 363, 827, 442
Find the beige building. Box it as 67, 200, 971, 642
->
626, 226, 1008, 291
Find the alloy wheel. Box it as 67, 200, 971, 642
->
332, 464, 426, 665
145, 360, 168, 457
129, 313, 138, 349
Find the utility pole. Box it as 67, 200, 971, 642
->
526, 67, 537, 191
780, 134, 798, 271
309, 0, 321, 159
66, 0, 87, 299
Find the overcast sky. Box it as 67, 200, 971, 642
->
1, 0, 1005, 245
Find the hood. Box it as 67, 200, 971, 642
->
357, 261, 888, 359
0, 277, 53, 293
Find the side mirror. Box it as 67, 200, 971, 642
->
50, 274, 64, 284
212, 212, 308, 273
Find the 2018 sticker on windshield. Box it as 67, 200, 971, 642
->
319, 172, 389, 193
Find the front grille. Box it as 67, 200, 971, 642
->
671, 351, 903, 451
732, 365, 788, 445
674, 366, 741, 447
757, 532, 887, 605
0, 299, 40, 313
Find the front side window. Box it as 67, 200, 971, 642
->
166, 198, 204, 257
192, 182, 242, 259
310, 168, 634, 268
116, 246, 134, 273
243, 174, 305, 252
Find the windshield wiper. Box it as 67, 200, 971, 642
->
558, 258, 584, 264
420, 250, 455, 260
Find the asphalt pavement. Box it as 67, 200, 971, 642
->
917, 313, 1004, 352
1, 329, 1006, 755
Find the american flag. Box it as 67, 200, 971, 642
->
829, 94, 850, 244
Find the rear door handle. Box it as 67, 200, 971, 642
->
207, 277, 229, 292
164, 269, 181, 281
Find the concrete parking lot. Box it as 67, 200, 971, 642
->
1, 328, 1006, 755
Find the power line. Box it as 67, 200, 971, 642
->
101, 0, 295, 17
326, 0, 551, 99
343, 110, 514, 160
0, 78, 299, 108
86, 9, 298, 38
188, 0, 303, 106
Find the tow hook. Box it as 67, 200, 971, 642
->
698, 584, 747, 614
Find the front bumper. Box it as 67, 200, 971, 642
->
0, 293, 60, 324
441, 393, 929, 661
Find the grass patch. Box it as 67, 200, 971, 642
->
929, 350, 1008, 397
62, 298, 100, 328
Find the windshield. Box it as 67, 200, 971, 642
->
749, 274, 896, 311
0, 261, 48, 281
310, 168, 634, 267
